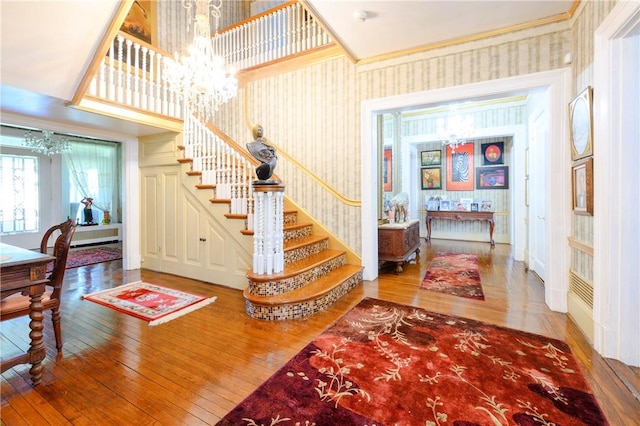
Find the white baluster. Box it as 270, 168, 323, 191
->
116, 35, 124, 103
265, 191, 274, 274
274, 191, 284, 273
156, 54, 163, 114
125, 39, 133, 105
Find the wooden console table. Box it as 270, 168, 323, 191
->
378, 219, 421, 274
1, 243, 55, 386
425, 210, 495, 246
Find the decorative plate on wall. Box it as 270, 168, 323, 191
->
569, 86, 593, 161
481, 142, 504, 165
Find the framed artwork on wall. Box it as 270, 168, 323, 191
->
572, 157, 593, 215
121, 1, 156, 45
481, 142, 504, 165
445, 144, 474, 191
476, 166, 509, 189
569, 86, 594, 161
421, 150, 442, 166
383, 148, 392, 192
421, 167, 442, 189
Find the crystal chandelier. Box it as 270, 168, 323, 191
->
23, 130, 71, 156
436, 107, 475, 152
163, 0, 237, 122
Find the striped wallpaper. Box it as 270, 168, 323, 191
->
156, 0, 616, 263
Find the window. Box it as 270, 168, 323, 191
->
63, 140, 121, 224
0, 154, 39, 233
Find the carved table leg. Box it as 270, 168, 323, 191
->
27, 292, 46, 386
489, 219, 495, 246
425, 218, 432, 241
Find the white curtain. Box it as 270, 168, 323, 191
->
63, 141, 117, 214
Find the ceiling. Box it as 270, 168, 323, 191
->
0, 1, 576, 140
306, 0, 575, 62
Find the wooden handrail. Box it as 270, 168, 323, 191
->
218, 1, 298, 35
70, 0, 135, 106
243, 88, 360, 207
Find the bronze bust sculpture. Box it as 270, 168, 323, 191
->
246, 124, 278, 182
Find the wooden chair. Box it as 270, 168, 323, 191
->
0, 219, 76, 351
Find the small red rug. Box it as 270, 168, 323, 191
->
217, 298, 608, 425
83, 281, 216, 326
48, 247, 122, 272
421, 252, 485, 300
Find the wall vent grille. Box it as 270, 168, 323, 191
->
569, 270, 593, 308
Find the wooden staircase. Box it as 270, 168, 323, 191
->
178, 155, 363, 321
243, 209, 363, 320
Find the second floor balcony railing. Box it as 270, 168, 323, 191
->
83, 1, 333, 121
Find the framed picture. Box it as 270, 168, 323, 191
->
481, 142, 504, 165
439, 200, 452, 211
426, 197, 440, 211
480, 200, 493, 212
476, 166, 509, 189
446, 144, 474, 191
421, 150, 442, 166
569, 86, 594, 161
470, 202, 479, 212
421, 167, 442, 190
383, 148, 392, 191
121, 1, 156, 45
572, 157, 593, 215
454, 201, 470, 211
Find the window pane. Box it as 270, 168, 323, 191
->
0, 154, 39, 234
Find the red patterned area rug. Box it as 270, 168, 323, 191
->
217, 298, 608, 425
82, 281, 216, 326
48, 246, 122, 272
421, 252, 485, 300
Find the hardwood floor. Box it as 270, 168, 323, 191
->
2, 239, 639, 424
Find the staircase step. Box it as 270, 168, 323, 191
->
284, 222, 312, 241
247, 249, 344, 283
283, 235, 329, 265
239, 221, 312, 237
243, 264, 363, 320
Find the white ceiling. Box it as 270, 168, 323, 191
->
1, 1, 576, 139
306, 0, 575, 61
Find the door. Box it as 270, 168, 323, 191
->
528, 109, 548, 281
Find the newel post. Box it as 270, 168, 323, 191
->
251, 183, 285, 275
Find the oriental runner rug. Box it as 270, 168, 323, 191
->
83, 281, 216, 326
48, 246, 122, 272
217, 298, 608, 425
421, 252, 485, 300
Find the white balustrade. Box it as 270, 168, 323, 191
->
87, 3, 331, 119
252, 183, 284, 275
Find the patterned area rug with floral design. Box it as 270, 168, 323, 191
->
421, 252, 485, 300
217, 298, 608, 425
47, 246, 122, 272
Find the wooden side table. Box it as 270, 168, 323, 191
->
378, 219, 421, 274
425, 210, 495, 246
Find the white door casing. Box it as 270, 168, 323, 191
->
361, 68, 571, 313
